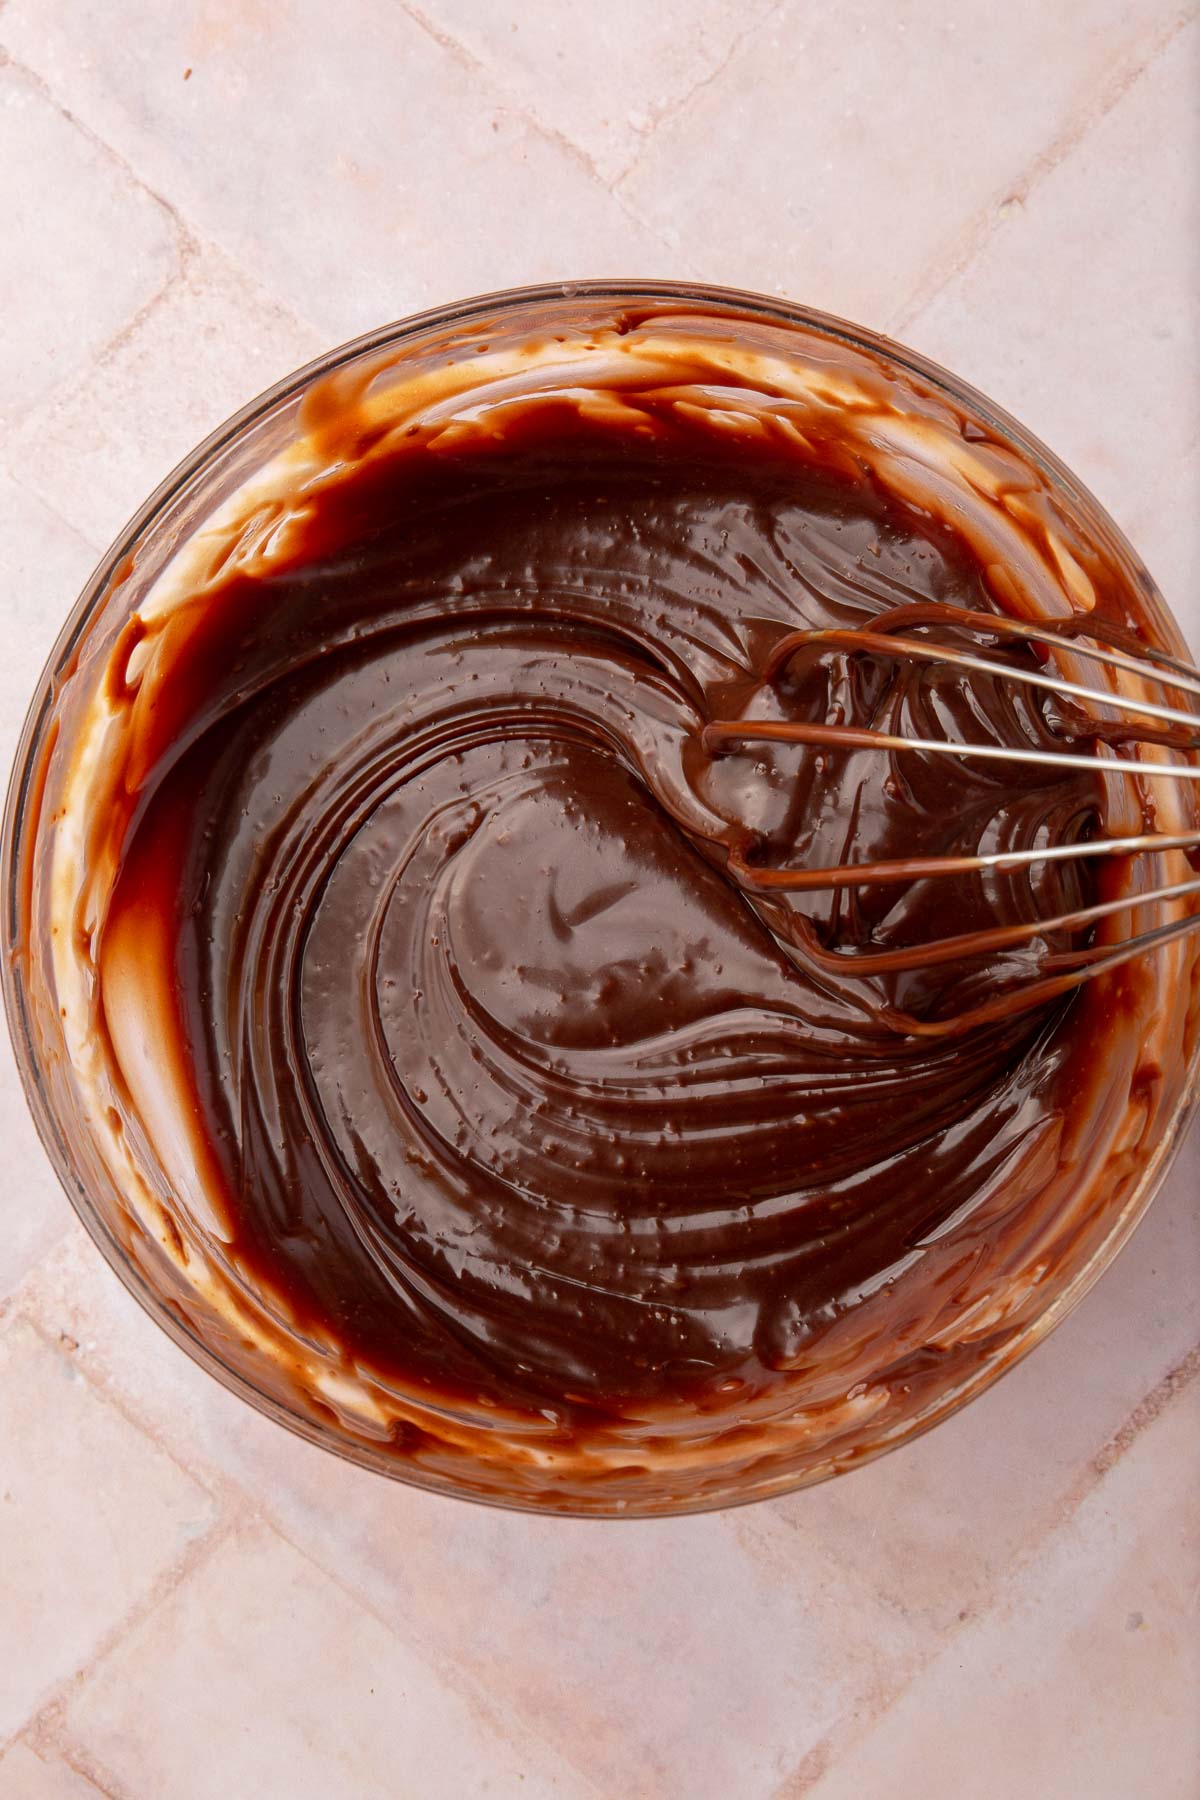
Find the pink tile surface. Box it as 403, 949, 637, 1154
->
11, 1238, 923, 1797
759, 1126, 1200, 1634
617, 0, 1184, 328
5, 243, 324, 550
804, 1375, 1200, 1800
0, 1742, 102, 1800
902, 21, 1200, 626
0, 2, 1196, 1794
411, 0, 780, 184
0, 0, 691, 344
60, 1524, 594, 1799
0, 1320, 216, 1741
0, 63, 178, 427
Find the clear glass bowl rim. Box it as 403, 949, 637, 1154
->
3, 278, 1197, 1518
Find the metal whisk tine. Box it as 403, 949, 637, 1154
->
706, 603, 1200, 1034
723, 829, 1200, 894
706, 606, 1200, 778
766, 627, 1200, 732
703, 717, 1200, 781
761, 602, 1200, 697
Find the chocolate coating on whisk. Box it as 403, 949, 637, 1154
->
88, 386, 1134, 1417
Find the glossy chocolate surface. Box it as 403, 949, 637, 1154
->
101, 397, 1116, 1412
19, 299, 1198, 1507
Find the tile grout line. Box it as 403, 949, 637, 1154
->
0, 463, 105, 560
887, 6, 1197, 336
406, 0, 785, 196
0, 259, 189, 445
0, 210, 321, 504
730, 1499, 929, 1800
772, 1729, 840, 1798
0, 46, 197, 263
27, 1516, 250, 1799
396, 0, 609, 187
611, 0, 789, 190
1, 1237, 90, 1340
1087, 1339, 1200, 1480
0, 49, 325, 446
0, 43, 330, 368
234, 1503, 613, 1800
770, 1333, 1200, 1798
5, 1507, 241, 1772
10, 1237, 1200, 1796
18, 1307, 255, 1515
394, 0, 707, 273
9, 1284, 608, 1796
0, 45, 195, 446
17, 1732, 126, 1800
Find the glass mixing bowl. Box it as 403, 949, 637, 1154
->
4, 282, 1198, 1516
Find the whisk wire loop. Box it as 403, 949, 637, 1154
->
708, 604, 1200, 1033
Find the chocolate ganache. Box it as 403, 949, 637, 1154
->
25, 299, 1199, 1507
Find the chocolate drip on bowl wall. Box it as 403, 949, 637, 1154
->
17, 299, 1200, 1510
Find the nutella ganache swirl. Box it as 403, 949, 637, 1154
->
30, 302, 1199, 1508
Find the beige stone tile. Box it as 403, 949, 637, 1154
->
8, 242, 325, 552
15, 1233, 920, 1799
0, 64, 178, 426
804, 1371, 1200, 1800
0, 1, 688, 346
618, 0, 1181, 329
413, 0, 777, 183
0, 1319, 217, 1741
0, 477, 99, 1301
757, 1124, 1200, 1633
0, 1742, 100, 1799
62, 1521, 595, 1800
903, 23, 1200, 645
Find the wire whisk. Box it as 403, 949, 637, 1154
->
703, 602, 1200, 1036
